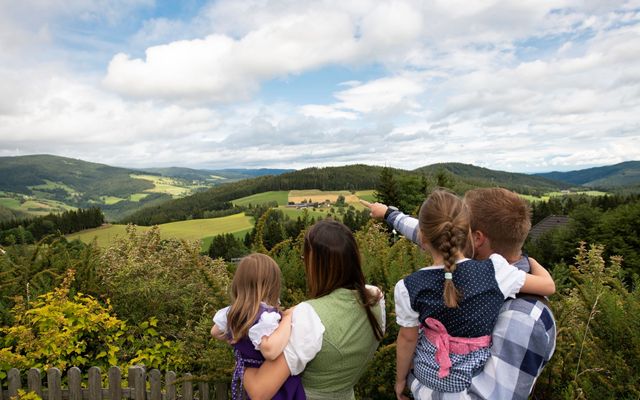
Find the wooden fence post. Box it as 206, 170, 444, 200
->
47, 368, 62, 400
68, 367, 82, 400
108, 366, 122, 400
129, 366, 146, 400
88, 367, 101, 400
215, 382, 229, 400
7, 368, 21, 399
198, 382, 209, 400
182, 373, 193, 400
165, 371, 177, 400
149, 369, 162, 400
27, 369, 42, 398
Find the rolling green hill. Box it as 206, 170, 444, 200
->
414, 162, 569, 194
122, 162, 574, 226
535, 161, 640, 189
121, 164, 411, 225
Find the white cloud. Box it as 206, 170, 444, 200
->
2, 0, 640, 172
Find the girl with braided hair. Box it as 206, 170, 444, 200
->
394, 189, 555, 397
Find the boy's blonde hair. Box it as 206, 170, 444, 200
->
418, 189, 471, 308
463, 188, 531, 258
227, 253, 282, 343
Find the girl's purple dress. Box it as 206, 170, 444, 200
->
230, 304, 306, 400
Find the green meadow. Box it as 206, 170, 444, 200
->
519, 190, 608, 202
232, 191, 289, 206
130, 174, 198, 197
68, 212, 254, 251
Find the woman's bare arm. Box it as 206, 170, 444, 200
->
243, 354, 291, 400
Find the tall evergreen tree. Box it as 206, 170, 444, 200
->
375, 167, 401, 206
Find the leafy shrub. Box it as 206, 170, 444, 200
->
0, 271, 185, 376
98, 225, 230, 339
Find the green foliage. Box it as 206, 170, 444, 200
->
98, 225, 230, 342
0, 271, 184, 375
537, 243, 640, 399
208, 233, 248, 261
0, 208, 105, 246
526, 198, 640, 276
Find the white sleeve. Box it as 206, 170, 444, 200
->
283, 302, 325, 375
212, 306, 230, 333
490, 253, 527, 299
248, 311, 282, 349
394, 280, 420, 327
366, 284, 386, 333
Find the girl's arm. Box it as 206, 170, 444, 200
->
520, 257, 556, 296
395, 326, 418, 400
243, 355, 291, 400
210, 324, 227, 341
259, 310, 293, 360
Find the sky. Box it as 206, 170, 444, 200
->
0, 0, 639, 173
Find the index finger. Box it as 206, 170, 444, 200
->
359, 199, 373, 208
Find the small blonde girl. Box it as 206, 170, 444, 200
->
211, 253, 305, 400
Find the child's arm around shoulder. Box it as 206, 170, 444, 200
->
253, 308, 294, 361
520, 257, 556, 296
491, 254, 555, 299
211, 306, 230, 341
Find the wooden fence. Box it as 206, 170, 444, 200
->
0, 366, 230, 400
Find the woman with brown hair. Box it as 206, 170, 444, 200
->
243, 219, 385, 400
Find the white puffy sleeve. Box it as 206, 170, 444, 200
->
283, 302, 325, 376
366, 284, 386, 333
212, 306, 230, 333
394, 280, 420, 327
491, 253, 527, 299
248, 311, 282, 349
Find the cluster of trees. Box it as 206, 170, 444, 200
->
208, 202, 371, 262
530, 193, 640, 224
0, 208, 104, 246
526, 196, 640, 277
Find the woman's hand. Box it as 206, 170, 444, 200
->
395, 379, 410, 400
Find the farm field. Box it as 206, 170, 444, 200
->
0, 197, 75, 216
232, 191, 289, 206
67, 212, 254, 251
130, 174, 204, 197
519, 190, 608, 202
288, 189, 364, 204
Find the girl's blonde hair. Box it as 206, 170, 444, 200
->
418, 189, 471, 308
227, 253, 282, 343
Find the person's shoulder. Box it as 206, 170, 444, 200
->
500, 296, 555, 328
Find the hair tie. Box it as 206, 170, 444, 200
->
444, 272, 453, 280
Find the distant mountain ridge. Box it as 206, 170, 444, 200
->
414, 162, 569, 192
534, 161, 640, 188
138, 167, 295, 181
3, 154, 639, 225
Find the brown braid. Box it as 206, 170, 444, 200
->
419, 190, 472, 308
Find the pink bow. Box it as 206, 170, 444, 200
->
422, 317, 491, 379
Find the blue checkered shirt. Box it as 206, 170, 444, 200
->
387, 211, 556, 400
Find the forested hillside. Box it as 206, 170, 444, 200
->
0, 154, 152, 196
535, 160, 640, 188
123, 162, 569, 225
122, 164, 410, 225
414, 162, 569, 194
